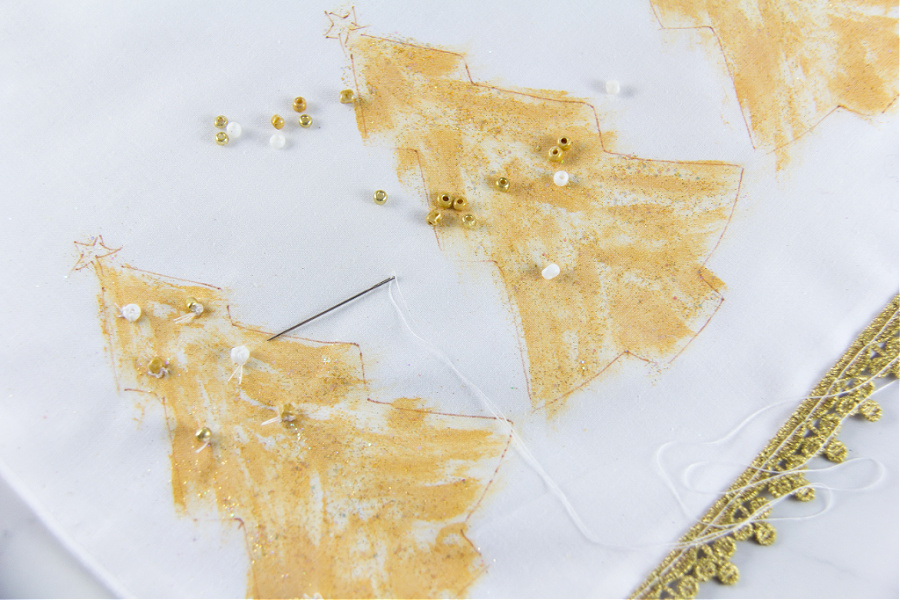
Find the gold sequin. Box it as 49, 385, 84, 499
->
271, 114, 285, 129
716, 562, 739, 586
858, 399, 882, 421
495, 177, 510, 192
753, 522, 776, 546
292, 97, 307, 113
452, 196, 468, 211
824, 439, 847, 463
215, 132, 229, 146
339, 89, 355, 103
214, 115, 227, 128
373, 190, 388, 205
298, 114, 313, 128
426, 209, 443, 226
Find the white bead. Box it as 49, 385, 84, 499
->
121, 303, 141, 322
605, 80, 621, 95
225, 122, 242, 138
541, 263, 561, 280
553, 170, 569, 186
231, 345, 250, 366
269, 133, 286, 149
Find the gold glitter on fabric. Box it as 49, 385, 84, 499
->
83, 246, 511, 599
650, 0, 899, 163
336, 31, 743, 416
631, 295, 899, 599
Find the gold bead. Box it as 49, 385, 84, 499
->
185, 297, 204, 314
148, 357, 166, 377
548, 146, 564, 162
195, 426, 212, 443
495, 177, 510, 192
215, 132, 229, 146
281, 404, 300, 428
557, 136, 571, 151
426, 209, 443, 226
298, 114, 313, 128
271, 114, 285, 129
292, 96, 307, 112
435, 192, 453, 209
214, 115, 227, 129
461, 213, 477, 228
452, 196, 468, 211
339, 89, 355, 104
373, 190, 388, 204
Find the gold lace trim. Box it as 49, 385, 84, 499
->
631, 295, 899, 599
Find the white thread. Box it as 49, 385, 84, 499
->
385, 280, 896, 552
386, 276, 609, 546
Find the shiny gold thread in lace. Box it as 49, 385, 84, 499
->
631, 295, 899, 599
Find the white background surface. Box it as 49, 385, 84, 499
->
0, 1, 897, 597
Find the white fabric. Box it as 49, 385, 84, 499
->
0, 2, 896, 597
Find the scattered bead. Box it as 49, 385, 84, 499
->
292, 96, 307, 113
269, 133, 286, 149
271, 114, 285, 129
426, 209, 443, 226
298, 114, 313, 128
195, 426, 212, 443
339, 89, 355, 103
119, 303, 141, 322
541, 263, 561, 280
452, 196, 468, 211
461, 213, 477, 228
557, 136, 571, 151
495, 177, 510, 192
548, 146, 564, 162
148, 357, 168, 378
214, 115, 228, 129
436, 193, 453, 209
553, 170, 570, 186
225, 121, 242, 138
373, 190, 388, 205
215, 132, 229, 146
606, 80, 621, 95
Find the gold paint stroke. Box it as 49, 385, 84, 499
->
339, 31, 743, 415
651, 0, 899, 158
86, 248, 511, 598
631, 295, 899, 599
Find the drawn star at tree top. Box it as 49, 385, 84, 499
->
324, 7, 366, 49
69, 235, 121, 275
